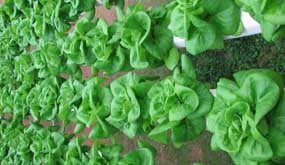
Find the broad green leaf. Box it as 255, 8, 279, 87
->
119, 148, 155, 165
186, 15, 216, 55
203, 0, 240, 35
164, 48, 180, 71
172, 117, 206, 147
181, 54, 196, 79
143, 25, 173, 60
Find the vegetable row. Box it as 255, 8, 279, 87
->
0, 118, 156, 164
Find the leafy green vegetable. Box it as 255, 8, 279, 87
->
121, 10, 152, 69
111, 3, 173, 70
63, 18, 97, 65
267, 93, 285, 163
107, 72, 154, 138
208, 69, 285, 164
11, 82, 34, 120
77, 77, 117, 138
118, 148, 155, 165
26, 77, 62, 121
91, 142, 123, 164
148, 55, 213, 147
14, 53, 36, 83
164, 48, 181, 71
92, 4, 175, 73
0, 60, 16, 89
31, 43, 63, 78
58, 78, 84, 127
91, 19, 130, 74
169, 0, 241, 55
236, 0, 285, 42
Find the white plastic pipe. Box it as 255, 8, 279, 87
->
174, 11, 262, 48
96, 0, 103, 5
210, 89, 216, 97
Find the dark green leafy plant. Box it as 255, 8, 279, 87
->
236, 0, 285, 42
169, 0, 241, 55
208, 69, 285, 164
148, 55, 213, 147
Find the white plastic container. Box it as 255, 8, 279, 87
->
174, 11, 262, 48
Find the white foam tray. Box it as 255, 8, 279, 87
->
174, 11, 262, 48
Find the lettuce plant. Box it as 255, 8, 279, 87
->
0, 118, 156, 164
27, 124, 66, 164
93, 3, 173, 73
11, 82, 34, 120
58, 78, 84, 127
236, 0, 285, 42
1, 0, 97, 41
0, 120, 32, 164
91, 140, 155, 165
208, 69, 285, 164
118, 146, 155, 165
26, 77, 62, 121
65, 137, 156, 165
31, 43, 63, 78
0, 60, 16, 88
14, 53, 37, 83
63, 18, 98, 65
169, 0, 241, 55
76, 77, 117, 138
63, 0, 96, 20
148, 55, 213, 147
90, 19, 131, 74
107, 72, 155, 138
119, 3, 173, 69
93, 2, 174, 72
0, 84, 15, 115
